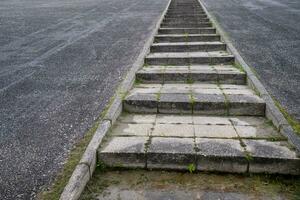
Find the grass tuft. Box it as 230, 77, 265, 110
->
274, 100, 300, 136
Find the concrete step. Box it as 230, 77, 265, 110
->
154, 34, 220, 43
150, 41, 226, 52
164, 14, 208, 19
123, 84, 265, 115
163, 18, 210, 23
164, 16, 208, 22
98, 114, 300, 174
165, 14, 208, 18
166, 11, 206, 15
145, 52, 234, 65
161, 22, 212, 28
136, 65, 246, 84
158, 28, 216, 34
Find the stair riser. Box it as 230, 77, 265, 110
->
158, 28, 216, 34
154, 36, 220, 42
123, 100, 265, 116
161, 23, 212, 28
163, 18, 210, 23
165, 13, 207, 18
136, 73, 246, 85
165, 13, 207, 17
164, 16, 208, 21
98, 152, 300, 175
145, 57, 234, 65
150, 44, 226, 52
167, 11, 205, 15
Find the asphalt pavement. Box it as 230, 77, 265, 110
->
0, 0, 168, 199
202, 0, 300, 120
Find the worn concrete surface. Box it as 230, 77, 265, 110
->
80, 170, 300, 200
0, 0, 168, 199
202, 0, 300, 120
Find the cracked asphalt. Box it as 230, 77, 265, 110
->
202, 0, 300, 120
0, 0, 168, 199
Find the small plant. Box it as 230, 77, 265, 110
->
233, 62, 245, 73
245, 152, 253, 161
187, 163, 196, 173
134, 78, 143, 85
186, 78, 195, 84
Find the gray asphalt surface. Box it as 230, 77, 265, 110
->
0, 0, 168, 199
202, 0, 300, 120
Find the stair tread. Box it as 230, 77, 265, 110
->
157, 33, 218, 36
138, 65, 243, 74
146, 51, 232, 58
152, 41, 224, 46
159, 27, 214, 30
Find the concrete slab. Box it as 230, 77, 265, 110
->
156, 114, 193, 124
194, 125, 238, 138
119, 114, 156, 124
111, 123, 154, 136
243, 140, 300, 174
152, 124, 194, 137
196, 138, 248, 173
147, 137, 195, 170
193, 116, 231, 125
158, 93, 193, 114
99, 136, 148, 168
234, 125, 282, 139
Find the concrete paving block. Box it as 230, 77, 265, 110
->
124, 93, 158, 113
156, 114, 193, 124
220, 84, 249, 90
192, 87, 223, 95
98, 136, 148, 168
196, 138, 248, 173
111, 123, 154, 136
223, 89, 255, 95
190, 83, 219, 89
152, 124, 194, 137
130, 87, 160, 94
163, 71, 190, 83
234, 125, 282, 139
158, 93, 192, 114
217, 72, 246, 85
194, 125, 238, 138
230, 116, 267, 126
136, 71, 164, 84
193, 116, 231, 125
244, 140, 300, 174
189, 71, 218, 83
226, 94, 265, 116
193, 94, 227, 115
119, 114, 156, 124
147, 137, 196, 170
135, 83, 162, 89
161, 84, 190, 94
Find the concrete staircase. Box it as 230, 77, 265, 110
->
98, 0, 300, 174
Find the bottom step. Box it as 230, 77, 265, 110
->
98, 114, 300, 175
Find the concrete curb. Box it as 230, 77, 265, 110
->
59, 1, 172, 199
198, 0, 300, 154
